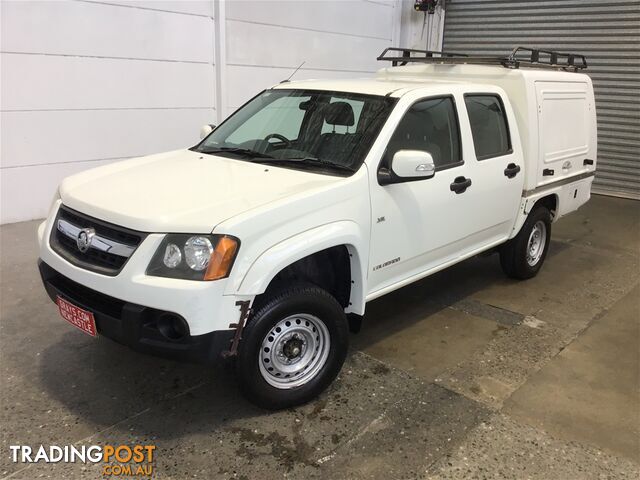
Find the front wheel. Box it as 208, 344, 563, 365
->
236, 284, 349, 410
500, 205, 552, 280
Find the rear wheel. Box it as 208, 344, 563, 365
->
236, 283, 348, 409
500, 206, 552, 280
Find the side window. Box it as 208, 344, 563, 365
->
386, 97, 462, 169
465, 95, 511, 160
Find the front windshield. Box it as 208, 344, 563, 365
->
194, 89, 396, 175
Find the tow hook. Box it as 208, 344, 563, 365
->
222, 300, 251, 358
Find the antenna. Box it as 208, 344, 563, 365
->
280, 61, 305, 83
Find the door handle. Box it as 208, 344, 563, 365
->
504, 163, 521, 179
450, 176, 472, 194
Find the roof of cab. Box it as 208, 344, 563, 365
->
271, 76, 467, 98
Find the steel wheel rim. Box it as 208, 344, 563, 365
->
258, 313, 331, 389
526, 220, 547, 267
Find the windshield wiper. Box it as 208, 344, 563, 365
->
199, 147, 273, 159
254, 156, 355, 173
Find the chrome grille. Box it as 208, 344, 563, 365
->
50, 205, 146, 276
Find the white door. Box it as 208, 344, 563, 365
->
461, 92, 525, 243
367, 94, 479, 297
366, 90, 524, 298
534, 81, 593, 185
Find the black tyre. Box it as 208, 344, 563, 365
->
236, 283, 349, 410
500, 205, 552, 280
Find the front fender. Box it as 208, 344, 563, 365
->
227, 221, 368, 315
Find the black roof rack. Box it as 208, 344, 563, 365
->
377, 47, 587, 71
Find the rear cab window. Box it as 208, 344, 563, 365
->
464, 94, 512, 160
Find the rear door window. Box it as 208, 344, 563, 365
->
464, 95, 512, 160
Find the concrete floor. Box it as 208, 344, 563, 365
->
1, 194, 638, 479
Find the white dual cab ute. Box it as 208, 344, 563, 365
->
38, 47, 597, 409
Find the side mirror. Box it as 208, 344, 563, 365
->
199, 124, 216, 140
379, 150, 435, 185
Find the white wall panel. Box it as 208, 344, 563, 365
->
1, 1, 213, 63
226, 0, 394, 40
1, 53, 215, 110
226, 20, 390, 72
0, 159, 115, 225
1, 108, 214, 168
1, 0, 217, 223
81, 0, 214, 17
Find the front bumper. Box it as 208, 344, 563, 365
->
39, 260, 234, 364
38, 201, 252, 336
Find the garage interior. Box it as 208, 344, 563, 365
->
1, 1, 639, 479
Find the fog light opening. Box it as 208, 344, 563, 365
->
156, 313, 188, 341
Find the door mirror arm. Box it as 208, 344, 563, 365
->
377, 167, 394, 186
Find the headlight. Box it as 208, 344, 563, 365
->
147, 234, 239, 281
184, 236, 214, 271
163, 243, 182, 268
